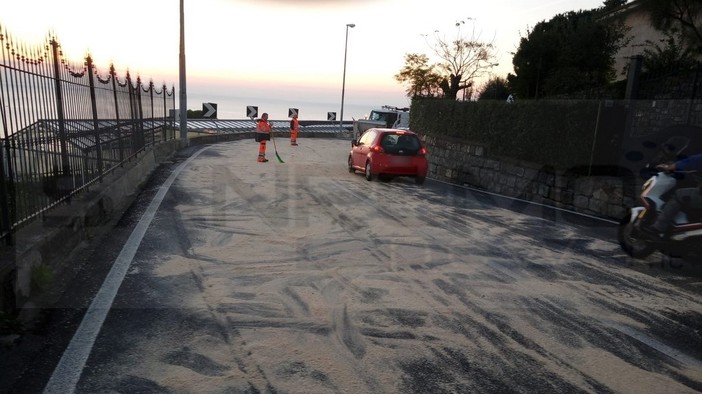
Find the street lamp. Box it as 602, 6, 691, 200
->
340, 23, 355, 133
179, 0, 187, 141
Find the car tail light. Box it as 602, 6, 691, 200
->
419, 147, 427, 155
371, 145, 384, 153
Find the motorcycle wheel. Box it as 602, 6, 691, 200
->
618, 214, 656, 259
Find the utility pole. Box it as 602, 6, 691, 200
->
179, 0, 188, 141
339, 23, 355, 133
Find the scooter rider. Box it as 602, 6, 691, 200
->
642, 152, 702, 240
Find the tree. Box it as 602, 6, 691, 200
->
394, 54, 444, 98
642, 32, 699, 74
186, 109, 204, 118
602, 0, 627, 12
478, 77, 510, 101
429, 25, 499, 100
507, 9, 629, 99
639, 0, 702, 56
396, 23, 499, 100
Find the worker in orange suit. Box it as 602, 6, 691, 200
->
256, 113, 272, 162
290, 112, 299, 146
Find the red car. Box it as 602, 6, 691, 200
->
348, 128, 428, 184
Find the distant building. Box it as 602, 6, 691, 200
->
604, 0, 702, 81
603, 0, 667, 81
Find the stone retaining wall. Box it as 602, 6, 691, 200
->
629, 99, 702, 137
423, 134, 636, 221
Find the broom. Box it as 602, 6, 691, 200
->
269, 126, 285, 163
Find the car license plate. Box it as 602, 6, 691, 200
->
391, 156, 410, 165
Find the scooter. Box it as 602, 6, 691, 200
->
618, 166, 702, 259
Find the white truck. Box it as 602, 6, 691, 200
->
352, 105, 410, 140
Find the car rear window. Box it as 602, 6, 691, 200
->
380, 133, 421, 154
359, 130, 377, 145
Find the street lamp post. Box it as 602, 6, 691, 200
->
179, 0, 187, 141
340, 23, 355, 133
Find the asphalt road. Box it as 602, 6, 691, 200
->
3, 138, 702, 393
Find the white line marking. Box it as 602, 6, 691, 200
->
606, 321, 702, 368
43, 146, 209, 394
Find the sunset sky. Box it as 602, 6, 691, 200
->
2, 0, 607, 117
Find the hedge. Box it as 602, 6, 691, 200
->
410, 97, 602, 170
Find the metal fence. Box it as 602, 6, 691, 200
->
0, 27, 176, 244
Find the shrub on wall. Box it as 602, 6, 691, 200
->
410, 97, 602, 170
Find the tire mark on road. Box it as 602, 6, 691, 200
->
337, 304, 366, 359
130, 142, 701, 392
161, 347, 230, 377
430, 277, 623, 392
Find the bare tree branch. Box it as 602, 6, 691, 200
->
425, 24, 499, 99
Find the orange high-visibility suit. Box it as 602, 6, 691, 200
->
256, 113, 272, 162
290, 114, 299, 146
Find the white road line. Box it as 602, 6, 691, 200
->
43, 147, 209, 394
605, 321, 702, 369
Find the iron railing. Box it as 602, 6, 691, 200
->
0, 26, 176, 244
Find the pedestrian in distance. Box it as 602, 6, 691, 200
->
290, 112, 300, 146
255, 113, 272, 162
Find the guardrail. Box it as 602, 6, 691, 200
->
178, 119, 353, 134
